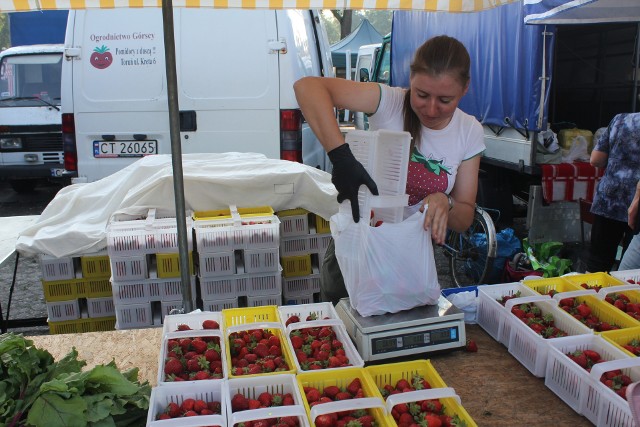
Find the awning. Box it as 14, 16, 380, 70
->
524, 0, 640, 24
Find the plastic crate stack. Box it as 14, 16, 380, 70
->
345, 129, 411, 225
106, 208, 196, 330
194, 205, 282, 310
40, 251, 116, 334
277, 208, 332, 305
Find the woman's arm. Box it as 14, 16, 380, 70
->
590, 149, 608, 168
629, 181, 640, 229
422, 155, 480, 245
293, 77, 380, 152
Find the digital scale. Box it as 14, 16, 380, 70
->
335, 296, 466, 361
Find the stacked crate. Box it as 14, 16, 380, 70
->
277, 208, 331, 305
106, 209, 196, 329
40, 250, 116, 334
194, 205, 282, 310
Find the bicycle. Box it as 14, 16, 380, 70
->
442, 205, 498, 287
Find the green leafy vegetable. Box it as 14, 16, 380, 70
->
523, 238, 573, 278
0, 333, 150, 427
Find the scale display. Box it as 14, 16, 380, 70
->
371, 325, 460, 355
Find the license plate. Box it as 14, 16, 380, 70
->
93, 140, 158, 158
50, 168, 64, 177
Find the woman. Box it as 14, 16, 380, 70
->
294, 35, 485, 303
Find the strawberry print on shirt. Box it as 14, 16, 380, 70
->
406, 147, 451, 206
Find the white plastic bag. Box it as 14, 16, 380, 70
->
561, 135, 591, 163
331, 209, 441, 317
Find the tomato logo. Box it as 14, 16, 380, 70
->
90, 45, 113, 69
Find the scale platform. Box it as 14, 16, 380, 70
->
335, 296, 466, 362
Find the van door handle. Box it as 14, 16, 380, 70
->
180, 110, 197, 132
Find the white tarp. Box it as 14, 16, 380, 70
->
15, 152, 338, 258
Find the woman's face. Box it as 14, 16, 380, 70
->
409, 72, 469, 130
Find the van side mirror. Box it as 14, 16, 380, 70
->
359, 68, 370, 83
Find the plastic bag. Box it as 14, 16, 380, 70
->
331, 209, 440, 317
447, 291, 477, 324
469, 228, 521, 284
561, 135, 591, 163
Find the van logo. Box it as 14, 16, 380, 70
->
91, 45, 113, 69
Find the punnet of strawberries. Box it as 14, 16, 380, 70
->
496, 291, 522, 306
228, 328, 290, 375
603, 292, 640, 321
156, 397, 222, 422
174, 319, 221, 331
163, 335, 224, 382
510, 302, 568, 338
302, 377, 379, 427
622, 338, 640, 356
229, 390, 301, 427
557, 297, 621, 332
565, 349, 634, 399
285, 313, 352, 370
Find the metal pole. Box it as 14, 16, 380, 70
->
632, 23, 639, 113
162, 0, 193, 313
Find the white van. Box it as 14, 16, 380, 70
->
61, 8, 334, 183
354, 43, 381, 83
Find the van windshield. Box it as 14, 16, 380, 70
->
0, 53, 62, 107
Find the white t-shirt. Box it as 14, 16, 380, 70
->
368, 85, 485, 216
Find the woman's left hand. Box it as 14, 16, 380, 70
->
419, 192, 450, 245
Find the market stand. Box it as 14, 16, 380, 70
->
26, 323, 592, 426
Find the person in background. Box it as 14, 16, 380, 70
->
618, 180, 640, 271
587, 113, 640, 273
294, 35, 485, 303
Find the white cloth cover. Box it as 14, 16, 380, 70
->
16, 153, 338, 258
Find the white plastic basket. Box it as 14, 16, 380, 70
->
278, 302, 340, 325
280, 234, 312, 257
223, 374, 310, 427
505, 296, 594, 377
162, 311, 224, 336
197, 251, 236, 277
282, 267, 321, 298
545, 334, 631, 417
147, 380, 226, 427
157, 329, 227, 386
202, 297, 239, 312
278, 210, 310, 237
111, 277, 196, 305
476, 282, 539, 346
242, 247, 280, 274
86, 296, 115, 318
582, 357, 640, 426
199, 270, 282, 300
46, 299, 81, 322
247, 294, 282, 307
115, 302, 154, 329
283, 292, 318, 306
611, 269, 640, 285
110, 254, 149, 281
40, 254, 75, 281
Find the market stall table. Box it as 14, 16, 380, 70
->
27, 324, 593, 426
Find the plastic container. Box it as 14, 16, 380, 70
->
283, 293, 318, 305
505, 296, 593, 377
147, 380, 226, 427
365, 359, 447, 390
41, 277, 112, 302
314, 214, 331, 235
156, 252, 194, 278
385, 388, 477, 427
202, 297, 239, 312
242, 248, 280, 274
157, 329, 227, 385
197, 251, 236, 277
610, 269, 640, 285
86, 297, 115, 318
224, 374, 309, 427
111, 277, 197, 305
562, 272, 626, 291
109, 253, 149, 281
162, 311, 224, 335
296, 367, 389, 427
281, 254, 312, 278
555, 291, 640, 333
80, 251, 110, 278
476, 282, 540, 345
277, 208, 310, 237
278, 302, 340, 325
222, 305, 281, 327
246, 294, 282, 307
544, 334, 631, 417
39, 254, 75, 281
601, 326, 640, 357
199, 270, 282, 300
46, 299, 81, 322
48, 317, 116, 335
523, 276, 582, 295
282, 267, 321, 298
279, 234, 312, 257
114, 303, 154, 329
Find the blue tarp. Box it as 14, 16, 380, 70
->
331, 19, 382, 69
9, 10, 68, 46
390, 2, 554, 131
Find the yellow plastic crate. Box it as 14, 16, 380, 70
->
365, 360, 477, 427
193, 208, 233, 221
222, 305, 281, 328
84, 278, 113, 298
523, 277, 582, 296
238, 206, 274, 218
601, 326, 640, 357
561, 272, 626, 291
277, 207, 309, 217
80, 254, 111, 278
296, 367, 389, 427
281, 254, 313, 278
156, 252, 194, 278
566, 295, 640, 333
48, 317, 116, 335
314, 214, 330, 234
42, 278, 87, 302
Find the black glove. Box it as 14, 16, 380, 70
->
327, 143, 379, 222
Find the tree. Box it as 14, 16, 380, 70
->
321, 10, 391, 45
330, 10, 353, 40
0, 13, 9, 50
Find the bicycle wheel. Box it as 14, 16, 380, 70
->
446, 207, 498, 287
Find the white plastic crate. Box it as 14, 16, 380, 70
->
476, 282, 540, 346
282, 292, 318, 305
194, 213, 280, 252
115, 302, 153, 329
46, 299, 81, 322
202, 297, 239, 312
157, 329, 227, 385
110, 254, 149, 281
111, 277, 196, 305
199, 270, 282, 300
284, 319, 364, 373
582, 357, 640, 426
545, 334, 631, 418
505, 296, 594, 377
282, 267, 321, 298
308, 233, 331, 254
242, 247, 280, 274
278, 209, 310, 237
278, 302, 340, 325
246, 294, 282, 307
611, 269, 640, 285
197, 251, 236, 277
162, 311, 224, 335
161, 301, 190, 321
280, 234, 312, 257
223, 374, 310, 427
86, 297, 115, 318
39, 254, 75, 281
147, 380, 226, 427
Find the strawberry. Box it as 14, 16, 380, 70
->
157, 413, 171, 420
323, 385, 341, 399
357, 415, 375, 427
315, 414, 337, 427
305, 387, 321, 403
176, 323, 192, 331
164, 357, 183, 376
424, 413, 443, 427
181, 398, 196, 412
334, 391, 352, 400
166, 401, 181, 418
193, 399, 208, 413
191, 338, 208, 354
258, 392, 272, 407
346, 378, 362, 395
465, 339, 478, 352
248, 399, 262, 410
285, 315, 300, 326
183, 410, 198, 417
231, 393, 249, 411
395, 378, 411, 391
202, 319, 219, 329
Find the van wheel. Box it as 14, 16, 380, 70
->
9, 179, 38, 193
